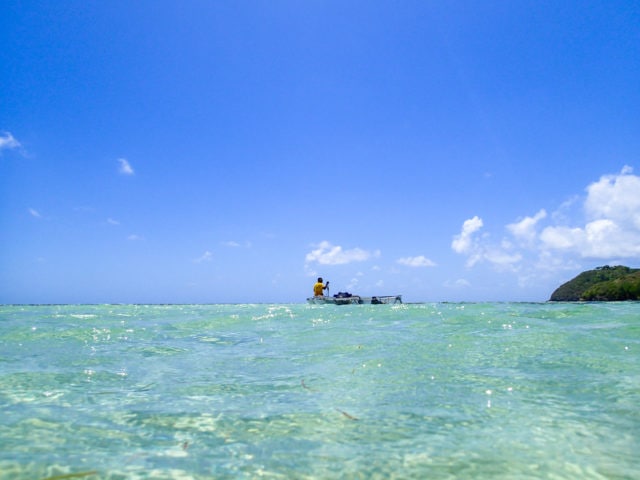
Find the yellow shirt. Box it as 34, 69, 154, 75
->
313, 282, 325, 296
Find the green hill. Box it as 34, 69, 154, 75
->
549, 265, 640, 301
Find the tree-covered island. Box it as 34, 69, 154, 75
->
549, 265, 640, 301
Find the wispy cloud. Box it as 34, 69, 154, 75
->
28, 208, 42, 218
221, 240, 252, 248
107, 218, 120, 226
118, 158, 134, 175
346, 276, 360, 290
194, 251, 213, 263
452, 166, 640, 279
397, 255, 436, 267
444, 278, 471, 289
127, 234, 143, 241
0, 132, 21, 153
305, 241, 380, 266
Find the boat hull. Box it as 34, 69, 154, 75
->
307, 295, 402, 305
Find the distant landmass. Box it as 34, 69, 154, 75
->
549, 265, 640, 301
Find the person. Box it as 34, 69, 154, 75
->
313, 277, 329, 297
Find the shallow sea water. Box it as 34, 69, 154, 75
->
0, 302, 638, 479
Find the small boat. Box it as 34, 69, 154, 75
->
307, 294, 402, 305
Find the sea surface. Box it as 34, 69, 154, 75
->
0, 302, 638, 479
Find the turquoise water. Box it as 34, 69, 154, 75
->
0, 303, 638, 479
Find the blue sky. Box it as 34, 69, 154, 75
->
1, 1, 639, 304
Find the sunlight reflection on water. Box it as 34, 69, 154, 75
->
0, 302, 638, 479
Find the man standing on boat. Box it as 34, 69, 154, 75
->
313, 277, 330, 297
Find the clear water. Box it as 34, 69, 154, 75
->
1, 303, 638, 479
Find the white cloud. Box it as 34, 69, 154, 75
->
221, 240, 252, 248
346, 277, 360, 290
539, 225, 582, 250
482, 248, 522, 269
584, 219, 626, 257
222, 241, 241, 248
541, 218, 640, 259
194, 251, 213, 263
127, 234, 142, 241
397, 255, 436, 267
28, 208, 41, 218
453, 166, 640, 284
584, 165, 640, 228
451, 216, 483, 253
305, 241, 379, 265
451, 214, 522, 269
445, 278, 471, 288
118, 158, 134, 175
534, 250, 581, 273
507, 209, 547, 244
107, 218, 120, 226
539, 167, 640, 259
0, 132, 20, 153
